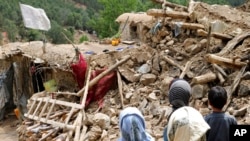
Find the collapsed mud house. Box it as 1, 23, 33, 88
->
1, 0, 250, 141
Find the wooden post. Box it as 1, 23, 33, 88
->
180, 61, 192, 78
206, 25, 211, 53
117, 70, 124, 108
205, 54, 246, 69
77, 55, 131, 96
191, 72, 217, 85
222, 65, 246, 111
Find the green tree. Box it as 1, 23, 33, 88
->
89, 0, 155, 38
47, 20, 73, 44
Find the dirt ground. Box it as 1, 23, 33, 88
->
0, 114, 19, 141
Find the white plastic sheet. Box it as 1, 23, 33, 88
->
19, 3, 51, 31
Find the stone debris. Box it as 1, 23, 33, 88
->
0, 0, 249, 141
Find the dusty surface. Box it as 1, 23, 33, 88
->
2, 1, 250, 141
0, 115, 19, 141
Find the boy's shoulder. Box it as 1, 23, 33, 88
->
205, 112, 237, 124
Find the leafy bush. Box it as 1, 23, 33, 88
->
79, 35, 89, 43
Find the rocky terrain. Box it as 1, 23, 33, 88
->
1, 0, 250, 141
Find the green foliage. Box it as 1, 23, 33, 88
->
0, 0, 90, 44
0, 0, 245, 43
79, 35, 89, 43
2, 19, 18, 42
47, 21, 73, 44
27, 30, 42, 42
88, 0, 159, 38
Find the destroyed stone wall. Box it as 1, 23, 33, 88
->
0, 1, 249, 141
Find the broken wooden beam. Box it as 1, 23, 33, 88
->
169, 22, 205, 30
191, 72, 217, 85
163, 55, 194, 77
212, 64, 227, 77
223, 65, 247, 111
147, 9, 189, 19
179, 61, 192, 78
168, 46, 190, 58
218, 32, 250, 56
77, 55, 131, 96
205, 54, 247, 69
197, 29, 233, 41
162, 1, 188, 11
117, 70, 124, 108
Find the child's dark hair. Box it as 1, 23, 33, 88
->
208, 86, 227, 109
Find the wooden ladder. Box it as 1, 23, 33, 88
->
24, 96, 83, 131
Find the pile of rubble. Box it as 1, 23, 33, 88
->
1, 0, 250, 141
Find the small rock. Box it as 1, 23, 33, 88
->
192, 84, 205, 99
245, 116, 250, 124
93, 113, 110, 129
228, 107, 235, 115
183, 38, 197, 48
140, 73, 157, 85
148, 92, 157, 101
107, 108, 117, 117
238, 80, 250, 96
110, 116, 118, 125
199, 39, 207, 47
160, 76, 174, 95
87, 126, 102, 141
165, 36, 171, 41
137, 63, 151, 74
233, 106, 247, 117
166, 40, 174, 46
125, 92, 133, 99
160, 39, 167, 44
176, 56, 183, 61
201, 97, 208, 103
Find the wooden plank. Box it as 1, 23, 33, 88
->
38, 98, 50, 120
27, 98, 37, 115
32, 98, 43, 119
77, 55, 131, 96
117, 71, 124, 108
205, 54, 246, 69
147, 9, 189, 19
45, 99, 56, 122
24, 114, 75, 130
34, 98, 83, 109
74, 112, 83, 141
64, 106, 76, 126
223, 65, 246, 111
218, 32, 250, 56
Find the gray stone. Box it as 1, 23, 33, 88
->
233, 106, 247, 117
119, 67, 141, 82
192, 84, 205, 99
238, 80, 250, 96
137, 63, 151, 74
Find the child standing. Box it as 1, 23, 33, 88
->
205, 86, 237, 141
